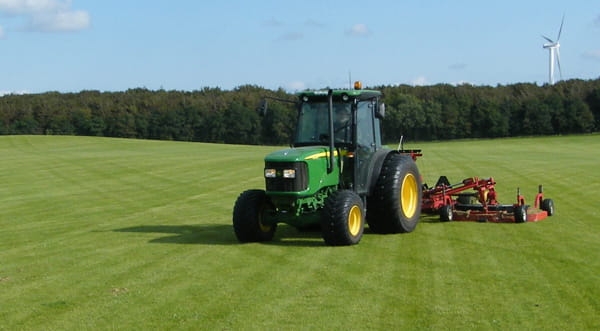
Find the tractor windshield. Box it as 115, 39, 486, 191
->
294, 102, 352, 147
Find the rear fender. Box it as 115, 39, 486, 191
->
366, 149, 393, 196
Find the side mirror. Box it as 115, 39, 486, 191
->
376, 103, 385, 119
257, 99, 268, 116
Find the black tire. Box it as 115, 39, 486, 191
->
541, 199, 555, 216
321, 190, 365, 246
233, 190, 276, 242
440, 204, 453, 222
457, 193, 477, 205
514, 205, 528, 223
367, 153, 422, 233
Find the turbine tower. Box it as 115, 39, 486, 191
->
542, 16, 564, 85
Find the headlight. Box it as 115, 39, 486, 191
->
283, 169, 296, 178
264, 169, 277, 178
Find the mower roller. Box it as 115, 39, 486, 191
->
422, 176, 555, 223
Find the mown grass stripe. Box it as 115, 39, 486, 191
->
0, 135, 599, 330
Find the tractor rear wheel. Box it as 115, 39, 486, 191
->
367, 153, 422, 233
233, 190, 276, 242
321, 190, 365, 246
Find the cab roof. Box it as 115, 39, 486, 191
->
297, 89, 382, 102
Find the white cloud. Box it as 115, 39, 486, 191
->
582, 50, 600, 61
346, 23, 370, 37
449, 63, 467, 70
0, 0, 90, 33
0, 90, 29, 96
276, 31, 303, 42
0, 0, 57, 14
30, 8, 90, 31
453, 81, 473, 86
285, 81, 306, 91
411, 76, 428, 86
263, 17, 284, 27
304, 19, 325, 28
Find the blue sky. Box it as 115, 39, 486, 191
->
1, 0, 599, 95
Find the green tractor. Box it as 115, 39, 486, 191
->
233, 82, 422, 246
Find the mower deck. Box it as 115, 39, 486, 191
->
422, 176, 555, 223
452, 205, 549, 223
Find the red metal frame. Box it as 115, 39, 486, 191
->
399, 149, 423, 161
422, 176, 550, 223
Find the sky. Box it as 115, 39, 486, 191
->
0, 0, 599, 95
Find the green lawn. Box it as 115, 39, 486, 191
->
0, 135, 598, 330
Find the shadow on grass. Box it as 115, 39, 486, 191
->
419, 214, 444, 223
264, 226, 327, 247
113, 224, 239, 245
113, 221, 447, 247
113, 224, 330, 246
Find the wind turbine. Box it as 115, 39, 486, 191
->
542, 15, 564, 85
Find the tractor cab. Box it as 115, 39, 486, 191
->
294, 83, 386, 194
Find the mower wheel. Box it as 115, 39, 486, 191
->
541, 199, 555, 216
367, 153, 422, 233
514, 205, 528, 223
440, 205, 453, 222
321, 190, 365, 246
233, 190, 276, 242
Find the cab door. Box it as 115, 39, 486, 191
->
355, 99, 379, 194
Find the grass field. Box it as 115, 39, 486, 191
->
1, 135, 599, 330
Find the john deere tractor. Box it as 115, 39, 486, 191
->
233, 82, 422, 246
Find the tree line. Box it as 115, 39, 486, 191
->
1, 79, 599, 145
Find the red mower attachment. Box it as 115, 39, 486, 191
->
422, 176, 555, 223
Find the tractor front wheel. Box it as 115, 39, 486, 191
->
321, 190, 365, 246
233, 190, 276, 242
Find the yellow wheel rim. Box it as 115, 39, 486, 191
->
257, 205, 271, 233
347, 205, 362, 236
400, 173, 418, 218
259, 221, 271, 233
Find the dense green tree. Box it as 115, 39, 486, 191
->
585, 87, 600, 131
563, 97, 594, 133
0, 79, 598, 144
261, 101, 296, 145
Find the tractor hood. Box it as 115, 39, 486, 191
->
264, 146, 339, 197
265, 146, 335, 162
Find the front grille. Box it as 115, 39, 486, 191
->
265, 162, 308, 192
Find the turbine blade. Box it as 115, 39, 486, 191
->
556, 47, 563, 80
557, 14, 565, 41
542, 35, 554, 43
